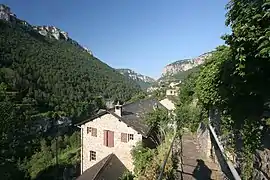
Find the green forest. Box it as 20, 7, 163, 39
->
0, 19, 141, 179
175, 0, 270, 179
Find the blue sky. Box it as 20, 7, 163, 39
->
2, 0, 230, 78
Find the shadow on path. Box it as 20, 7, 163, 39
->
192, 159, 212, 180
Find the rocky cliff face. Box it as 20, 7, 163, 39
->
118, 69, 155, 83
33, 26, 69, 40
253, 148, 270, 180
162, 52, 212, 77
33, 26, 92, 55
0, 4, 93, 56
117, 68, 155, 90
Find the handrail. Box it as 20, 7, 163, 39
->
209, 124, 242, 180
157, 134, 177, 180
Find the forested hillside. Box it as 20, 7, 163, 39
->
0, 18, 141, 179
0, 20, 141, 119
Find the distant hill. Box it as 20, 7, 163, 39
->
0, 9, 141, 119
117, 69, 156, 90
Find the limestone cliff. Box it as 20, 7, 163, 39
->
0, 4, 93, 56
117, 68, 155, 90
162, 52, 212, 77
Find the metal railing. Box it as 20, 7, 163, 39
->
209, 124, 241, 180
157, 134, 177, 180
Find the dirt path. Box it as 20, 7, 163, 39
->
173, 132, 224, 180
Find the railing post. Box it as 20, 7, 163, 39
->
157, 134, 177, 180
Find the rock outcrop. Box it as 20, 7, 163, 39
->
162, 52, 212, 77
253, 148, 270, 179
33, 26, 69, 40
0, 4, 93, 56
0, 4, 16, 21
117, 68, 155, 90
118, 69, 155, 83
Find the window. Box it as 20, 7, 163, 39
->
104, 130, 114, 147
90, 151, 96, 161
121, 133, 127, 143
87, 127, 97, 137
87, 127, 91, 134
128, 134, 134, 141
121, 133, 134, 142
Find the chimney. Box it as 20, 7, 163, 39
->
115, 101, 122, 117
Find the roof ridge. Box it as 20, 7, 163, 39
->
93, 153, 114, 180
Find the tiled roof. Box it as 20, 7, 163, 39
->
77, 153, 127, 180
76, 98, 166, 137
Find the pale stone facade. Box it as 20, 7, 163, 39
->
160, 98, 176, 111
166, 89, 178, 96
80, 113, 142, 174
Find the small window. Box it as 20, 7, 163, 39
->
87, 127, 91, 134
90, 151, 96, 161
87, 127, 97, 137
121, 133, 134, 142
91, 128, 97, 137
121, 133, 127, 143
128, 134, 134, 141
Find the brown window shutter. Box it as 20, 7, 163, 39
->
92, 128, 97, 137
108, 131, 114, 147
121, 133, 127, 143
104, 130, 108, 146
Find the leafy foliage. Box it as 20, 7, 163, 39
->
145, 108, 170, 128
131, 143, 155, 175
119, 171, 135, 180
150, 87, 166, 100
131, 133, 175, 180
221, 2, 270, 176
195, 45, 232, 108
24, 132, 80, 179
127, 92, 147, 103
176, 0, 270, 179
131, 107, 175, 179
175, 70, 208, 132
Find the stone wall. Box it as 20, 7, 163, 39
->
196, 122, 212, 159
81, 113, 143, 173
253, 130, 270, 180
253, 148, 270, 180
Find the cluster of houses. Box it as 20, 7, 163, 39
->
76, 83, 180, 179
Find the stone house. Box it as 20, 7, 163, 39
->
76, 98, 166, 179
166, 88, 179, 96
